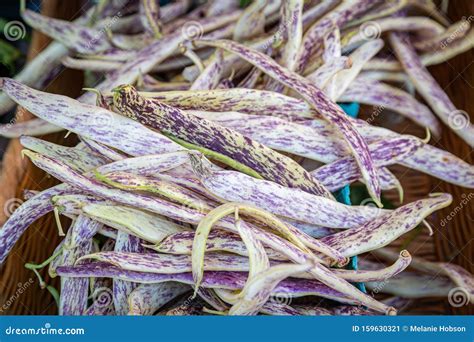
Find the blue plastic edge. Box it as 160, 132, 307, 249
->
336, 102, 366, 293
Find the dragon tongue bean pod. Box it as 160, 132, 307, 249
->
194, 39, 382, 207
112, 84, 334, 198
1, 0, 474, 317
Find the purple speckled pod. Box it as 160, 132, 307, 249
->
233, 0, 266, 41
19, 149, 386, 313
59, 215, 102, 315
322, 24, 341, 63
0, 78, 183, 156
78, 251, 251, 274
190, 50, 224, 91
363, 29, 474, 71
328, 39, 384, 101
159, 0, 191, 24
261, 302, 302, 316
112, 84, 334, 198
377, 168, 402, 195
307, 56, 350, 88
113, 231, 143, 315
0, 184, 76, 264
197, 287, 228, 311
331, 250, 412, 282
365, 271, 454, 298
293, 305, 332, 316
339, 77, 441, 136
82, 11, 241, 103
413, 19, 470, 52
344, 16, 445, 51
402, 145, 474, 189
138, 75, 190, 92
139, 0, 162, 38
295, 0, 381, 72
20, 136, 106, 173
139, 88, 313, 118
155, 230, 286, 260
322, 194, 453, 257
189, 155, 384, 228
279, 0, 304, 73
311, 136, 423, 191
96, 171, 213, 211
97, 151, 190, 175
301, 0, 338, 29
235, 218, 270, 292
0, 118, 62, 138
22, 9, 112, 54
82, 48, 137, 62
389, 31, 474, 147
20, 150, 324, 272
194, 111, 349, 163
62, 57, 123, 73
374, 248, 473, 304
83, 204, 187, 244
56, 265, 356, 305
108, 32, 153, 50
128, 282, 190, 315
80, 138, 126, 162
194, 39, 382, 206
230, 262, 314, 315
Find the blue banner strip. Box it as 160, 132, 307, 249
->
0, 315, 472, 342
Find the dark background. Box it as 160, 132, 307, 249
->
0, 0, 42, 160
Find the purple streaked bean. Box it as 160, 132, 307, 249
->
322, 194, 452, 256
194, 39, 382, 206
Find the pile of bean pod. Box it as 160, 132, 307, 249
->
0, 0, 473, 315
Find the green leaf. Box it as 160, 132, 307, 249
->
240, 0, 252, 8
0, 39, 21, 73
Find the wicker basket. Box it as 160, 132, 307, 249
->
0, 0, 472, 315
